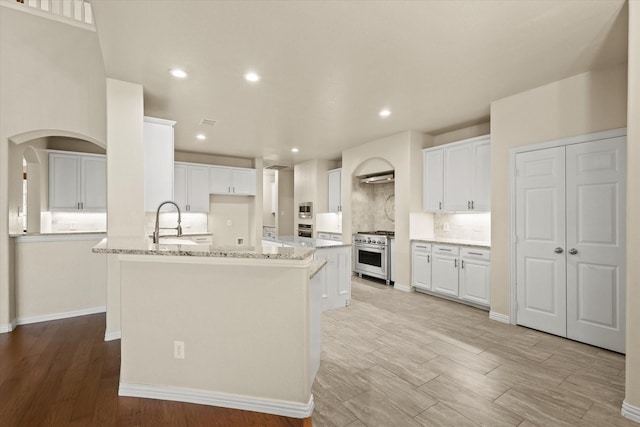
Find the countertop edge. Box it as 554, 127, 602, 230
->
309, 260, 328, 278
412, 238, 491, 249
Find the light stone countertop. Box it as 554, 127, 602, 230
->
309, 259, 328, 278
92, 238, 315, 260
263, 235, 351, 248
10, 231, 106, 237
412, 238, 491, 249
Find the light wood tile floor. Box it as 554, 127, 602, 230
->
311, 277, 635, 427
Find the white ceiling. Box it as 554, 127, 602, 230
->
91, 0, 627, 166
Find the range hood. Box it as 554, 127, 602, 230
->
361, 172, 394, 184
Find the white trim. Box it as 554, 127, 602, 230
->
489, 311, 511, 324
14, 233, 106, 243
0, 1, 96, 32
0, 319, 17, 334
422, 134, 490, 154
119, 382, 314, 419
393, 282, 413, 292
622, 401, 640, 423
104, 331, 121, 341
144, 116, 177, 127
508, 127, 626, 325
16, 306, 105, 326
117, 253, 314, 268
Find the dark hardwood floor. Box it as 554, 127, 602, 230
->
0, 314, 306, 427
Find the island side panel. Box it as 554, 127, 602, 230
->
119, 257, 313, 406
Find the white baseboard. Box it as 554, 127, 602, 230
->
119, 382, 314, 418
622, 400, 640, 423
489, 311, 511, 324
0, 319, 17, 333
104, 330, 121, 341
393, 282, 413, 292
16, 306, 106, 326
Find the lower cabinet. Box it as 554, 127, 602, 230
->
412, 241, 490, 308
314, 246, 351, 312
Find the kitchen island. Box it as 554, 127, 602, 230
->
262, 236, 352, 311
93, 238, 324, 419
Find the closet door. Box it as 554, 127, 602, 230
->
515, 147, 566, 337
565, 137, 626, 353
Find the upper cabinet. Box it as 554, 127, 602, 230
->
143, 116, 175, 212
423, 135, 490, 212
210, 165, 256, 195
328, 168, 342, 213
49, 151, 106, 212
174, 162, 211, 212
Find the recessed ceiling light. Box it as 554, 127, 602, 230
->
291, 147, 299, 153
244, 71, 261, 82
379, 109, 391, 117
169, 68, 188, 79
196, 134, 206, 140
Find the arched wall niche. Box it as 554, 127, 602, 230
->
352, 157, 394, 177
351, 157, 396, 234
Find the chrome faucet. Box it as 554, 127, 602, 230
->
153, 201, 183, 243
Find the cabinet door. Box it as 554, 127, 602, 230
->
231, 168, 256, 195
173, 164, 188, 211
444, 143, 473, 211
187, 165, 210, 212
423, 149, 443, 211
460, 258, 490, 306
472, 139, 491, 211
81, 156, 106, 211
432, 254, 459, 296
210, 166, 232, 194
49, 153, 80, 210
143, 119, 174, 211
412, 244, 432, 290
328, 169, 342, 213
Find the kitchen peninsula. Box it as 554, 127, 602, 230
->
93, 238, 324, 419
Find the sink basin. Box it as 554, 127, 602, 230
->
157, 238, 198, 246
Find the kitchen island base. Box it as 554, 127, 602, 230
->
115, 253, 322, 418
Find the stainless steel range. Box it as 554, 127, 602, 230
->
353, 231, 394, 285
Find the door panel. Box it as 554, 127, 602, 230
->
516, 147, 566, 337
566, 137, 626, 353
432, 255, 458, 297
444, 144, 472, 211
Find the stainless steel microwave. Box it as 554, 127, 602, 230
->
298, 202, 313, 219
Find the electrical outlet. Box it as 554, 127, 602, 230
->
226, 219, 232, 226
443, 222, 450, 232
237, 237, 244, 245
174, 340, 185, 359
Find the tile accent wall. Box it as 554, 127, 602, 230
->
46, 212, 106, 233
351, 180, 394, 233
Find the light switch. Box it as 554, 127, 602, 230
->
226, 219, 232, 226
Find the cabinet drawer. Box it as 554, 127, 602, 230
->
433, 244, 459, 256
460, 248, 490, 261
188, 235, 213, 244
412, 242, 432, 253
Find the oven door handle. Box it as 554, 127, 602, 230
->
355, 244, 387, 252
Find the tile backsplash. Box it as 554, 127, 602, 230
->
46, 212, 107, 233
433, 212, 491, 242
144, 212, 208, 236
351, 180, 395, 233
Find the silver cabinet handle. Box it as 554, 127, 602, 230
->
468, 251, 483, 256
554, 247, 564, 254
454, 259, 458, 268
439, 202, 442, 210
471, 200, 474, 209
468, 201, 471, 209
427, 255, 430, 263
461, 260, 465, 269
228, 186, 231, 193
569, 248, 578, 255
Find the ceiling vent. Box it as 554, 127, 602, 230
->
265, 164, 289, 170
200, 118, 217, 126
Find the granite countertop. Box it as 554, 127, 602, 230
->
10, 231, 106, 237
263, 235, 350, 248
93, 238, 315, 260
412, 238, 491, 249
309, 259, 328, 278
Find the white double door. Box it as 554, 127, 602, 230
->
515, 136, 626, 353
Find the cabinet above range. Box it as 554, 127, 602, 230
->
423, 134, 490, 212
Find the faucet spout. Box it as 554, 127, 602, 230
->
153, 201, 183, 243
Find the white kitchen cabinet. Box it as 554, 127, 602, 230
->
459, 248, 490, 306
411, 242, 432, 291
49, 151, 106, 211
317, 232, 342, 241
210, 165, 256, 195
423, 135, 490, 212
174, 162, 210, 212
143, 116, 175, 212
431, 244, 460, 297
314, 246, 351, 311
328, 168, 342, 213
423, 148, 444, 212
